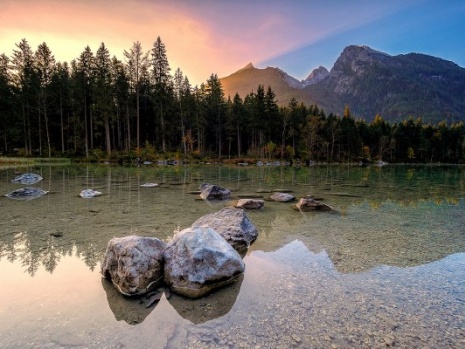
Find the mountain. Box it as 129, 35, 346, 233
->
302, 66, 329, 86
220, 62, 306, 102
220, 45, 465, 122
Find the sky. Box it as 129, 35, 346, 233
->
1, 0, 464, 86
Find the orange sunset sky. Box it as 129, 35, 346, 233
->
1, 0, 464, 86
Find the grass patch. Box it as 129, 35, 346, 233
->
0, 157, 71, 164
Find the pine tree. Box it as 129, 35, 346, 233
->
111, 56, 130, 151
124, 41, 147, 149
151, 36, 172, 152
94, 43, 113, 156
0, 53, 15, 151
205, 74, 225, 158
76, 46, 95, 157
11, 39, 36, 154
35, 42, 56, 157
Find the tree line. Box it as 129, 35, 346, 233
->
1, 38, 464, 163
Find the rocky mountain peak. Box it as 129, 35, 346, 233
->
303, 66, 329, 86
332, 45, 391, 76
240, 62, 255, 70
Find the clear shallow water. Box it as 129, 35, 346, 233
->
1, 164, 465, 348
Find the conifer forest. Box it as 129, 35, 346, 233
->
1, 38, 464, 163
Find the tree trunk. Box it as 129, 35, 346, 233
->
84, 97, 89, 157
160, 105, 166, 152
60, 91, 64, 153
90, 107, 94, 149
38, 102, 42, 156
22, 103, 28, 154
236, 125, 241, 157
105, 116, 111, 156
126, 104, 131, 151
180, 102, 186, 155
136, 84, 140, 149
43, 100, 51, 157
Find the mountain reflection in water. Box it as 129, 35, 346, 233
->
1, 164, 465, 348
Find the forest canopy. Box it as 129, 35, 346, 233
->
1, 38, 464, 163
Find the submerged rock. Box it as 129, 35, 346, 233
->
5, 187, 49, 201
101, 235, 167, 296
294, 197, 332, 212
11, 173, 43, 185
199, 183, 231, 200
140, 183, 158, 187
375, 160, 388, 167
79, 189, 103, 198
234, 198, 265, 210
163, 227, 245, 298
192, 207, 258, 250
270, 192, 295, 202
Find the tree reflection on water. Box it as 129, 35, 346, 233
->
0, 231, 102, 275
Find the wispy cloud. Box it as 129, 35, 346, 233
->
1, 0, 463, 84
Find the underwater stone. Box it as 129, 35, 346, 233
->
270, 192, 295, 202
199, 183, 231, 200
11, 173, 43, 185
234, 199, 265, 210
79, 189, 103, 198
5, 187, 49, 201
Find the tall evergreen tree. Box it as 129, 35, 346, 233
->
11, 39, 36, 155
124, 41, 147, 149
151, 36, 171, 152
231, 93, 246, 157
34, 42, 56, 157
50, 61, 71, 154
76, 46, 95, 157
94, 42, 113, 156
0, 54, 15, 151
111, 56, 130, 151
205, 74, 225, 158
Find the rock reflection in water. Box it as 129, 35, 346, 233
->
101, 273, 243, 326
168, 274, 244, 324
101, 278, 157, 325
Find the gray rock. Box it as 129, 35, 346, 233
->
11, 173, 43, 185
199, 183, 231, 200
270, 192, 295, 202
5, 187, 49, 201
234, 199, 264, 210
192, 207, 258, 250
101, 235, 166, 296
295, 197, 332, 212
163, 227, 245, 298
79, 189, 102, 198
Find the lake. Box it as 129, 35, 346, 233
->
1, 163, 465, 348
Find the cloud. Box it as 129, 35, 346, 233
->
2, 0, 458, 85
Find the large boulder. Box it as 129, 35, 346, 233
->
101, 235, 166, 296
163, 227, 245, 298
199, 183, 231, 200
192, 207, 258, 250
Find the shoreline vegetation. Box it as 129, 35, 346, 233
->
1, 155, 464, 167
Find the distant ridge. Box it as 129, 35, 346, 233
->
220, 45, 465, 122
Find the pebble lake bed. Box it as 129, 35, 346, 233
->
1, 163, 465, 348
